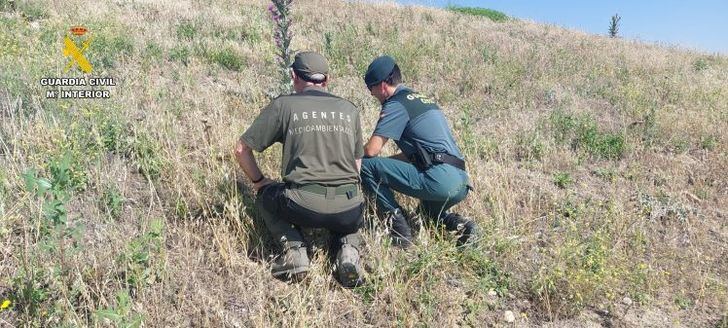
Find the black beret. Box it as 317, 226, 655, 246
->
364, 55, 396, 87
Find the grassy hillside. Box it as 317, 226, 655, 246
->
1, 0, 726, 326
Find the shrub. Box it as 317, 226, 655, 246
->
580, 127, 626, 159
208, 47, 245, 71
99, 113, 127, 153
674, 293, 693, 310
447, 6, 509, 22
143, 42, 163, 61
117, 218, 164, 289
700, 135, 718, 150
95, 290, 143, 327
100, 185, 123, 220
169, 46, 190, 64
11, 270, 48, 319
693, 58, 709, 72
459, 247, 511, 296
175, 20, 196, 40
125, 131, 165, 181
553, 172, 573, 189
531, 229, 617, 319
515, 130, 545, 161
549, 110, 626, 159
592, 167, 617, 182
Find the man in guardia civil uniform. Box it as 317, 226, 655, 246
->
235, 51, 365, 287
360, 55, 478, 248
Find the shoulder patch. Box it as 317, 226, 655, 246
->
387, 89, 439, 120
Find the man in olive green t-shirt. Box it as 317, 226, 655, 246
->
234, 51, 365, 287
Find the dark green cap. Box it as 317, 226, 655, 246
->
364, 55, 395, 87
290, 51, 329, 80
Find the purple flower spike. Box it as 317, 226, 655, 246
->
269, 0, 294, 95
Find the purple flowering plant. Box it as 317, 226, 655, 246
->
269, 0, 293, 94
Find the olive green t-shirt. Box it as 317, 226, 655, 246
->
241, 86, 363, 186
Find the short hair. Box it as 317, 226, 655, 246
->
294, 69, 327, 84
383, 64, 402, 86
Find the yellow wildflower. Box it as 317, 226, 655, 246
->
0, 299, 10, 310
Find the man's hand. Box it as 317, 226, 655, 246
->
253, 177, 275, 192
235, 139, 271, 191
364, 135, 388, 157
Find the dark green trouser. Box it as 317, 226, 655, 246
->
360, 157, 469, 220
256, 183, 364, 245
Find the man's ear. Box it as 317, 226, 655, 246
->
290, 69, 297, 81
379, 82, 388, 96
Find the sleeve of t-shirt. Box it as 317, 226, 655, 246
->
354, 111, 364, 159
240, 100, 283, 152
373, 101, 408, 141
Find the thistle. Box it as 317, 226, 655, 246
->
269, 0, 294, 95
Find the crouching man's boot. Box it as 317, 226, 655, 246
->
386, 209, 413, 248
271, 238, 310, 281
441, 213, 479, 246
334, 233, 365, 287
258, 191, 310, 281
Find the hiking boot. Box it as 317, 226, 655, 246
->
441, 213, 479, 246
386, 209, 413, 248
335, 234, 365, 287
271, 240, 310, 281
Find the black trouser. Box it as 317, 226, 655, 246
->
256, 183, 364, 244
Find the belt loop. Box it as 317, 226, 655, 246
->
325, 186, 335, 200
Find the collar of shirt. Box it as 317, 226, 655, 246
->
301, 85, 328, 94
391, 84, 410, 97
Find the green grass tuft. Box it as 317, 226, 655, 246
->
17, 1, 48, 21
206, 47, 245, 71
553, 172, 573, 189
175, 20, 197, 41
447, 6, 509, 22
549, 110, 626, 159
169, 45, 191, 64
90, 31, 135, 69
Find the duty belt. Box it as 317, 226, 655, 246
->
431, 153, 466, 171
287, 183, 358, 199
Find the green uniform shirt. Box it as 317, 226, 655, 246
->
241, 86, 363, 186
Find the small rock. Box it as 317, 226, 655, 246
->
504, 310, 515, 323
622, 296, 633, 306
487, 289, 498, 297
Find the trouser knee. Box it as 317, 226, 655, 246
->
359, 157, 383, 190
360, 157, 377, 177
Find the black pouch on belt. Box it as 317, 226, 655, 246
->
411, 141, 434, 171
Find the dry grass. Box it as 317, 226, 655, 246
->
0, 0, 726, 326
